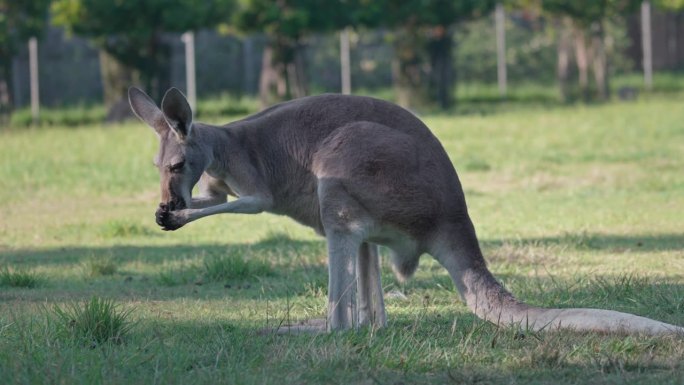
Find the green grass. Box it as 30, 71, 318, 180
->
0, 266, 42, 288
202, 250, 274, 282
52, 296, 135, 346
1, 92, 684, 384
82, 255, 118, 277
9, 104, 107, 127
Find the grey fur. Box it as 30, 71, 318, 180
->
129, 87, 683, 335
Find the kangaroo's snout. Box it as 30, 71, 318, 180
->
159, 198, 186, 212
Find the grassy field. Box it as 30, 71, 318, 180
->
1, 95, 684, 384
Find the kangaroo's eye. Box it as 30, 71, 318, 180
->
169, 161, 185, 172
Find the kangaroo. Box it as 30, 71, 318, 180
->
129, 87, 683, 335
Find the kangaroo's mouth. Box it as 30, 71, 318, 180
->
160, 197, 186, 212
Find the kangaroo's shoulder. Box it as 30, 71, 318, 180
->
223, 93, 432, 152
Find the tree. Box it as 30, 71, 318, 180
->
355, 0, 497, 109
541, 0, 641, 101
52, 0, 235, 114
655, 0, 684, 9
234, 0, 351, 107
0, 0, 50, 120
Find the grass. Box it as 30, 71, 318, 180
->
0, 266, 41, 288
1, 91, 684, 383
52, 296, 135, 346
202, 251, 274, 282
83, 255, 118, 277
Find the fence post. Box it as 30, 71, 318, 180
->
641, 1, 653, 91
495, 3, 507, 98
181, 31, 197, 110
29, 37, 40, 125
340, 27, 352, 95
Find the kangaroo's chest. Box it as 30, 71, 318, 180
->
270, 175, 324, 235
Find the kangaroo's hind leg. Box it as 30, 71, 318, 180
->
357, 242, 387, 328
268, 241, 382, 335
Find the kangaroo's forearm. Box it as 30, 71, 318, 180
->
185, 196, 272, 222
189, 195, 227, 209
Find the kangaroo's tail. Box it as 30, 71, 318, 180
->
454, 266, 683, 335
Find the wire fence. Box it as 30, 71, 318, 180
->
9, 8, 684, 110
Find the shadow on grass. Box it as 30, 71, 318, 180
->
2, 231, 682, 266
480, 232, 684, 253
0, 239, 327, 267
1, 232, 683, 312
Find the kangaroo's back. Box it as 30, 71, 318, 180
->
224, 94, 464, 236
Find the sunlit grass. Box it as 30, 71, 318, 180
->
0, 93, 683, 384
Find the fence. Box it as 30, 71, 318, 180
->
10, 8, 684, 110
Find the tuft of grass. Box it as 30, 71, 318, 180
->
301, 276, 328, 298
0, 266, 41, 288
83, 256, 118, 277
156, 269, 181, 286
52, 296, 134, 345
203, 251, 273, 282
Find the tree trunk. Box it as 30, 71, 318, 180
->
392, 27, 427, 109
427, 26, 454, 109
573, 26, 591, 101
556, 17, 573, 102
146, 37, 172, 102
0, 60, 12, 124
100, 50, 138, 109
99, 50, 140, 122
258, 43, 287, 109
590, 21, 609, 101
287, 43, 308, 99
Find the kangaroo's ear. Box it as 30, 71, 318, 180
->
128, 87, 168, 136
161, 88, 193, 141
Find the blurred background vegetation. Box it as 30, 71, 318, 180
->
1, 0, 684, 127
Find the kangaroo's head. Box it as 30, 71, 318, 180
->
128, 87, 211, 227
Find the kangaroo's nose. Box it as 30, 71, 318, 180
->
159, 199, 185, 212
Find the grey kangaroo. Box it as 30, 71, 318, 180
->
129, 87, 683, 335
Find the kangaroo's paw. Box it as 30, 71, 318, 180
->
155, 207, 188, 231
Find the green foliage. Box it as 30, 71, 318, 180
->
355, 0, 497, 28
540, 0, 641, 25
52, 297, 134, 345
0, 266, 41, 288
51, 0, 236, 99
52, 0, 235, 38
0, 0, 50, 113
655, 0, 684, 10
235, 0, 351, 38
0, 0, 50, 52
